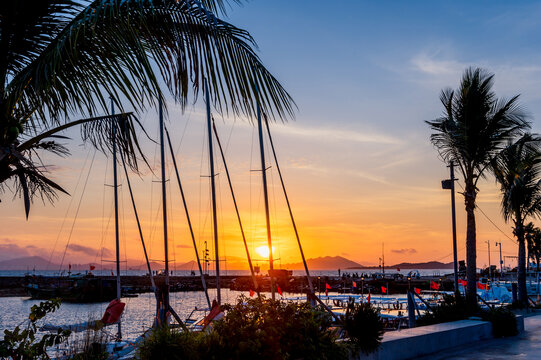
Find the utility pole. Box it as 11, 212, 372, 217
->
442, 161, 459, 293
495, 242, 503, 281
485, 240, 491, 281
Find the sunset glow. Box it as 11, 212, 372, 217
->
255, 246, 275, 260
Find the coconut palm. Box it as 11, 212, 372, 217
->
525, 222, 541, 275
426, 67, 529, 304
0, 0, 294, 217
492, 135, 541, 305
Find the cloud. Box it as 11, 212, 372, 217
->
176, 244, 192, 249
391, 248, 417, 254
0, 242, 45, 261
68, 244, 111, 257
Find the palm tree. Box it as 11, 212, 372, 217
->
492, 135, 541, 305
426, 67, 529, 304
525, 222, 541, 275
0, 0, 294, 217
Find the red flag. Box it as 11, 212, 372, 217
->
414, 287, 421, 295
397, 268, 400, 272
381, 286, 387, 294
69, 264, 72, 270
326, 283, 331, 290
430, 281, 440, 290
352, 281, 357, 288
367, 290, 371, 303
90, 265, 95, 271
459, 279, 467, 286
111, 271, 114, 276
249, 289, 255, 297
476, 282, 487, 290
277, 284, 283, 297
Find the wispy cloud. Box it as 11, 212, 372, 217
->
176, 244, 192, 249
391, 248, 417, 254
68, 244, 111, 257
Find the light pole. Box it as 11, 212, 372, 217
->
485, 240, 491, 281
495, 242, 503, 281
361, 276, 365, 297
442, 161, 459, 293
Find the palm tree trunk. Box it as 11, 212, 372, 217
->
516, 222, 528, 305
465, 185, 477, 305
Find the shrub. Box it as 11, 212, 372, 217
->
482, 307, 518, 338
342, 299, 384, 355
136, 295, 348, 360
211, 295, 348, 360
417, 293, 477, 326
137, 326, 203, 360
0, 299, 71, 360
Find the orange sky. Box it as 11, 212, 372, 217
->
0, 103, 523, 270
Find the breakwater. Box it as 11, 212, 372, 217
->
0, 274, 455, 297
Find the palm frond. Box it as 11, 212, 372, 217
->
6, 0, 295, 131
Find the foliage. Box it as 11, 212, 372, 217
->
0, 299, 71, 360
492, 134, 541, 305
137, 326, 202, 360
0, 0, 294, 217
525, 222, 541, 271
481, 307, 518, 338
417, 293, 478, 326
426, 67, 530, 303
136, 295, 348, 360
67, 328, 110, 360
341, 299, 383, 355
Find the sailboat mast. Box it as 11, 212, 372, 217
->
212, 120, 259, 295
205, 79, 221, 305
159, 96, 170, 318
256, 96, 275, 300
111, 98, 122, 339
165, 127, 211, 308
263, 117, 314, 296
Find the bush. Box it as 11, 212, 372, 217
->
136, 295, 348, 360
0, 299, 71, 360
342, 299, 384, 355
417, 293, 477, 326
482, 307, 518, 338
210, 295, 347, 360
137, 326, 203, 360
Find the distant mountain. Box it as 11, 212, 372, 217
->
0, 256, 56, 270
281, 256, 363, 270
346, 261, 454, 270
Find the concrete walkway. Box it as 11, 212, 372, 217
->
418, 314, 541, 359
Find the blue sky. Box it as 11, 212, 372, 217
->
2, 0, 541, 269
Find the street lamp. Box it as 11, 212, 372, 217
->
361, 276, 365, 297
442, 161, 459, 293
407, 276, 411, 290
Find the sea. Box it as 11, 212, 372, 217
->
0, 268, 452, 342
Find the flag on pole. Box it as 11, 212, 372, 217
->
381, 286, 387, 294
476, 282, 487, 290
90, 265, 95, 271
414, 287, 421, 295
367, 290, 371, 303
326, 283, 331, 290
430, 281, 440, 290
397, 268, 400, 272
352, 281, 357, 288
459, 279, 467, 286
249, 289, 255, 297
277, 284, 283, 297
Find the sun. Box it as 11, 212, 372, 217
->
255, 246, 275, 259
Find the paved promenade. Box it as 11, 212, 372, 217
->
419, 314, 541, 359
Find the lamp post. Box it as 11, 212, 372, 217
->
408, 276, 411, 290
495, 242, 503, 281
442, 161, 459, 293
361, 276, 365, 297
